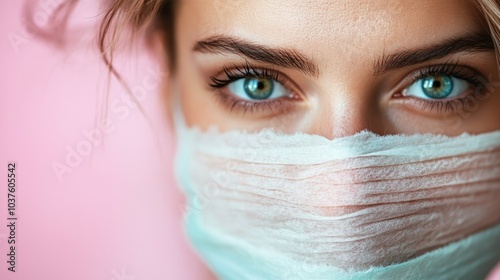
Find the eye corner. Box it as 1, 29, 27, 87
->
391, 91, 405, 99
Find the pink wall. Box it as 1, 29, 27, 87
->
0, 1, 209, 279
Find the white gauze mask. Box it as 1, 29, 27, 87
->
171, 97, 500, 279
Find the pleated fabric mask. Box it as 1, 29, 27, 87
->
171, 99, 500, 279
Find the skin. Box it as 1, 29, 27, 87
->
164, 0, 500, 139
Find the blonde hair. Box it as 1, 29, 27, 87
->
475, 0, 500, 68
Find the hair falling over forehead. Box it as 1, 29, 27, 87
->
96, 0, 175, 72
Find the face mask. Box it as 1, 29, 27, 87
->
171, 93, 500, 279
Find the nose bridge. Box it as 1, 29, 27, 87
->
307, 86, 381, 139
333, 95, 370, 137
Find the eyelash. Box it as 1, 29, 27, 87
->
208, 62, 487, 115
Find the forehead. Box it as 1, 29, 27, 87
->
175, 0, 486, 74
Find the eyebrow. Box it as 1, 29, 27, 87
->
193, 33, 494, 79
373, 32, 494, 76
193, 35, 320, 77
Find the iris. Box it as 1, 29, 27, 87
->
243, 78, 274, 99
421, 75, 453, 99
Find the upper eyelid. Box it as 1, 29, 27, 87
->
209, 66, 281, 88
396, 63, 484, 94
209, 64, 303, 94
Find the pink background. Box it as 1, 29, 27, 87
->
0, 1, 209, 279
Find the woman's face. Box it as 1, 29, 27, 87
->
168, 0, 500, 138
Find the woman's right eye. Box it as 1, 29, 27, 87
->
227, 77, 292, 101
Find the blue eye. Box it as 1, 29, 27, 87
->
227, 77, 291, 101
404, 75, 470, 100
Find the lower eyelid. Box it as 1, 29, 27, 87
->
391, 88, 484, 115
211, 85, 304, 117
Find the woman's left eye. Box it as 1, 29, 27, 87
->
403, 75, 471, 100
228, 77, 291, 101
